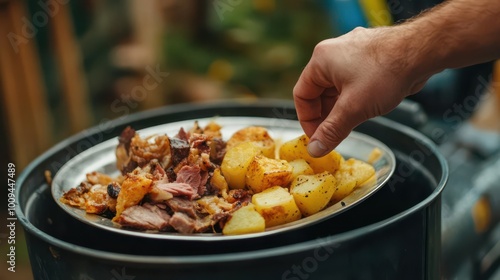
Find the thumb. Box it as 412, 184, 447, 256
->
307, 93, 367, 157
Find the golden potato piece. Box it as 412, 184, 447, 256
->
288, 159, 314, 181
252, 186, 302, 228
290, 172, 336, 216
331, 158, 376, 203
279, 134, 343, 173
221, 142, 263, 189
245, 155, 293, 193
113, 174, 152, 220
226, 126, 275, 158
367, 147, 383, 164
222, 204, 265, 235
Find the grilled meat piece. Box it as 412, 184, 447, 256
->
118, 126, 136, 150
148, 185, 174, 203
130, 134, 171, 168
155, 182, 197, 200
176, 165, 206, 198
116, 126, 172, 174
60, 181, 92, 208
115, 203, 171, 231
169, 212, 195, 233
165, 197, 197, 218
84, 184, 110, 214
152, 163, 167, 181
169, 137, 190, 166
190, 134, 210, 155
116, 127, 136, 174
168, 212, 212, 233
209, 138, 226, 165
175, 127, 189, 141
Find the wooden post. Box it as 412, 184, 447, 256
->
49, 2, 92, 133
0, 0, 53, 168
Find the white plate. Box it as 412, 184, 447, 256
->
51, 117, 395, 241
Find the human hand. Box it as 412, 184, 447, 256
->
294, 26, 431, 157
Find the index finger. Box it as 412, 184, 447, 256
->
293, 65, 330, 137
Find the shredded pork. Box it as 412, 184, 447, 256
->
61, 121, 242, 233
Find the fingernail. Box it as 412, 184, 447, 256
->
308, 140, 328, 157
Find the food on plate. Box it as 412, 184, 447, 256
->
288, 159, 315, 181
290, 172, 337, 217
222, 204, 265, 235
220, 142, 263, 189
279, 134, 343, 173
251, 186, 302, 228
245, 155, 293, 193
60, 121, 377, 235
330, 158, 376, 203
226, 126, 275, 158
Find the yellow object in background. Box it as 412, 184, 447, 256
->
359, 0, 393, 27
472, 196, 491, 234
253, 0, 275, 13
207, 59, 234, 82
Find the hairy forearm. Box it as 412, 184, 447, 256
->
397, 0, 500, 79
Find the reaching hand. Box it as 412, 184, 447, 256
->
294, 27, 429, 157
294, 0, 500, 158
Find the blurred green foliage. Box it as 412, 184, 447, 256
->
164, 0, 334, 99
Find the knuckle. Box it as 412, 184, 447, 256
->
313, 39, 332, 56
352, 26, 366, 33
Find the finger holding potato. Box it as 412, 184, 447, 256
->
279, 134, 343, 173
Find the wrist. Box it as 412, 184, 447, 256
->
370, 25, 440, 95
397, 0, 500, 79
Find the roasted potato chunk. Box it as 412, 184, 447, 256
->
221, 142, 263, 189
279, 135, 343, 173
288, 159, 314, 181
113, 173, 152, 220
222, 204, 265, 235
226, 126, 275, 158
331, 158, 376, 203
245, 155, 293, 193
290, 172, 336, 216
252, 186, 302, 228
